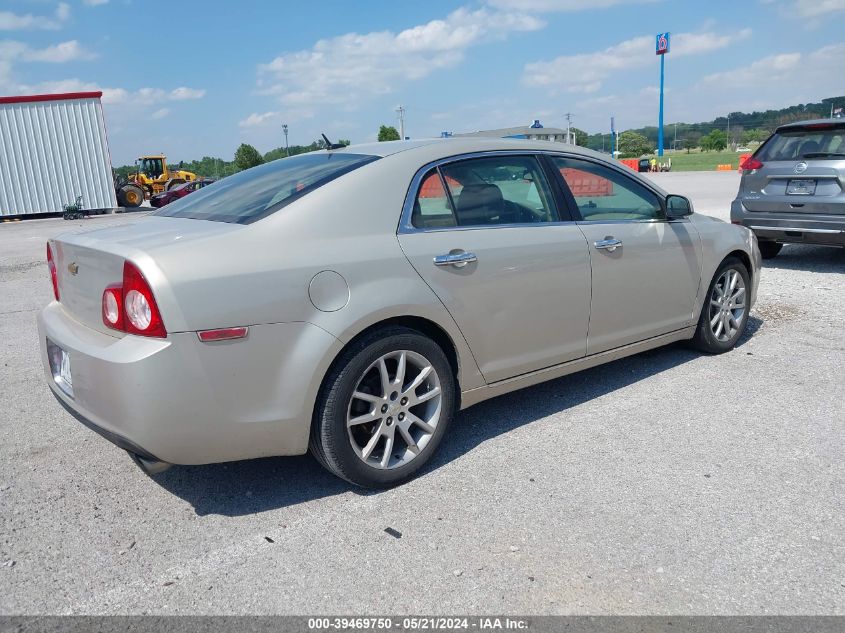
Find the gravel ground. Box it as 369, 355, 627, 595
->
1, 175, 843, 615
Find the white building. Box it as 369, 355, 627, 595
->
0, 91, 117, 217
453, 120, 575, 143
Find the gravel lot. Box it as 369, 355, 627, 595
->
1, 172, 843, 615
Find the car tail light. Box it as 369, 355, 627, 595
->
101, 261, 167, 337
740, 157, 763, 171
102, 284, 124, 330
46, 242, 59, 301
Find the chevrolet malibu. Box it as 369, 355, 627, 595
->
39, 138, 760, 488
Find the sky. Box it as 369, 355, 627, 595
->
2, 0, 844, 164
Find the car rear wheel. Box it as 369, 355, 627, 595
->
310, 326, 455, 488
690, 257, 751, 354
758, 241, 783, 259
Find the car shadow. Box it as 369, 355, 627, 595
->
763, 244, 845, 272
152, 319, 763, 517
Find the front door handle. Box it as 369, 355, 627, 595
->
433, 251, 478, 268
594, 238, 622, 252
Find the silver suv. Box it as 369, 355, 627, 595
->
731, 119, 845, 258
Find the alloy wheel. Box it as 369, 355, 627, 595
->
346, 350, 442, 470
708, 268, 746, 342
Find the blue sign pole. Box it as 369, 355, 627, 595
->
655, 32, 669, 158
658, 53, 665, 157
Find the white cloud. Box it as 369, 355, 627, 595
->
151, 108, 169, 120
565, 43, 845, 135
10, 79, 206, 106
0, 3, 70, 31
524, 28, 752, 93
25, 40, 95, 63
169, 86, 206, 100
487, 0, 657, 10
239, 111, 280, 128
0, 39, 95, 64
763, 0, 845, 17
83, 0, 110, 5
255, 7, 543, 109
698, 44, 842, 93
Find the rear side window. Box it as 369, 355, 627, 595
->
155, 152, 379, 224
756, 127, 845, 161
411, 155, 558, 228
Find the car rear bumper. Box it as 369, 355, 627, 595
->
38, 302, 343, 465
731, 200, 845, 247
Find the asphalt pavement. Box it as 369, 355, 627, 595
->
1, 174, 843, 615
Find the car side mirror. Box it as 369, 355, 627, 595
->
666, 194, 693, 219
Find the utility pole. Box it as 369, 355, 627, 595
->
673, 123, 677, 151
396, 105, 406, 140
282, 124, 289, 157
726, 113, 730, 149
564, 112, 573, 144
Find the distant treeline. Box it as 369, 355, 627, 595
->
113, 96, 844, 177
583, 95, 844, 152
113, 138, 350, 180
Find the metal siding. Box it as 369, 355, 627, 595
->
0, 96, 117, 216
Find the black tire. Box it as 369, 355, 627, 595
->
758, 241, 783, 259
310, 326, 456, 488
117, 184, 144, 208
690, 257, 751, 354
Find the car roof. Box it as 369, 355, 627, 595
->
332, 136, 612, 162
775, 118, 845, 132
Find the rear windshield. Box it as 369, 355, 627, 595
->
154, 152, 379, 224
756, 126, 845, 161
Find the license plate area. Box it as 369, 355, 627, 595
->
786, 179, 816, 195
46, 339, 74, 398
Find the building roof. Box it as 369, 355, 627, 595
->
0, 91, 103, 105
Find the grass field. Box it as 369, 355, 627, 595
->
645, 150, 749, 172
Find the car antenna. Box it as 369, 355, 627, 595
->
321, 133, 345, 150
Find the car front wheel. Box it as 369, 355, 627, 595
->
690, 257, 751, 354
310, 326, 455, 488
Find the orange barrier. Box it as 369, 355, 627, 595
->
716, 164, 734, 171
619, 158, 639, 171
561, 168, 613, 196
738, 154, 751, 171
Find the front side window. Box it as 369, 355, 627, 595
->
155, 152, 379, 224
550, 156, 663, 221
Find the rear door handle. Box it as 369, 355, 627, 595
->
433, 251, 478, 268
594, 238, 622, 252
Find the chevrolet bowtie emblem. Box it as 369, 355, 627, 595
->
67, 262, 79, 275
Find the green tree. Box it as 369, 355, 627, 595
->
701, 130, 727, 152
570, 127, 589, 147
617, 130, 653, 157
684, 131, 702, 153
741, 128, 770, 144
233, 143, 264, 171
378, 125, 401, 142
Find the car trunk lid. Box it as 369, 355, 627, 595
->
51, 216, 241, 335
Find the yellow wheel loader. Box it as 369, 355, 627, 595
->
129, 155, 197, 199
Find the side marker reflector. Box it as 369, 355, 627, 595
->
198, 327, 249, 342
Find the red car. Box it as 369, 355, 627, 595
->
150, 179, 216, 208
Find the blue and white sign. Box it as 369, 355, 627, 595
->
656, 32, 670, 55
